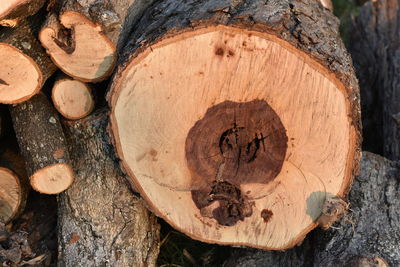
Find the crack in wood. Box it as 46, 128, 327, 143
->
53, 27, 76, 54
0, 79, 9, 86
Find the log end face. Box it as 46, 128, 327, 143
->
52, 78, 94, 120
39, 12, 116, 82
30, 163, 74, 194
0, 167, 22, 224
109, 26, 359, 249
0, 43, 42, 104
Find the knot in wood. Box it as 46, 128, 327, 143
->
186, 100, 288, 226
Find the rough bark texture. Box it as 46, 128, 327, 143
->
0, 0, 46, 27
349, 0, 400, 160
223, 152, 400, 266
110, 0, 362, 179
9, 93, 73, 193
58, 110, 160, 267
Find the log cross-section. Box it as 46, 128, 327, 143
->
39, 12, 116, 82
108, 0, 361, 250
52, 76, 95, 120
0, 23, 56, 104
39, 0, 158, 82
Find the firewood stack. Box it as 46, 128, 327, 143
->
0, 0, 378, 266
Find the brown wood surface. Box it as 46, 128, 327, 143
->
108, 0, 361, 249
39, 0, 157, 82
52, 75, 95, 120
0, 22, 56, 103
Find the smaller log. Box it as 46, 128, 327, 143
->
0, 0, 46, 27
52, 76, 95, 120
10, 93, 74, 194
0, 149, 29, 224
39, 0, 157, 82
0, 22, 56, 104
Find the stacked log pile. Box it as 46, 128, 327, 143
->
0, 0, 398, 266
0, 0, 160, 265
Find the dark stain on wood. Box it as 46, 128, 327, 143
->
186, 100, 287, 226
149, 148, 158, 161
261, 209, 273, 223
191, 181, 253, 226
215, 47, 224, 56
149, 149, 157, 157
53, 27, 76, 54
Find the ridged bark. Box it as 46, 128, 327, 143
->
58, 111, 160, 267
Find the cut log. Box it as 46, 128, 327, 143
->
58, 110, 160, 266
0, 22, 56, 104
39, 0, 157, 82
0, 0, 46, 27
0, 149, 29, 224
108, 0, 361, 249
349, 0, 400, 160
223, 152, 400, 266
52, 76, 95, 120
10, 93, 74, 194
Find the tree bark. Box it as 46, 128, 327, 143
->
10, 93, 74, 194
349, 0, 400, 160
223, 152, 400, 266
58, 110, 160, 267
